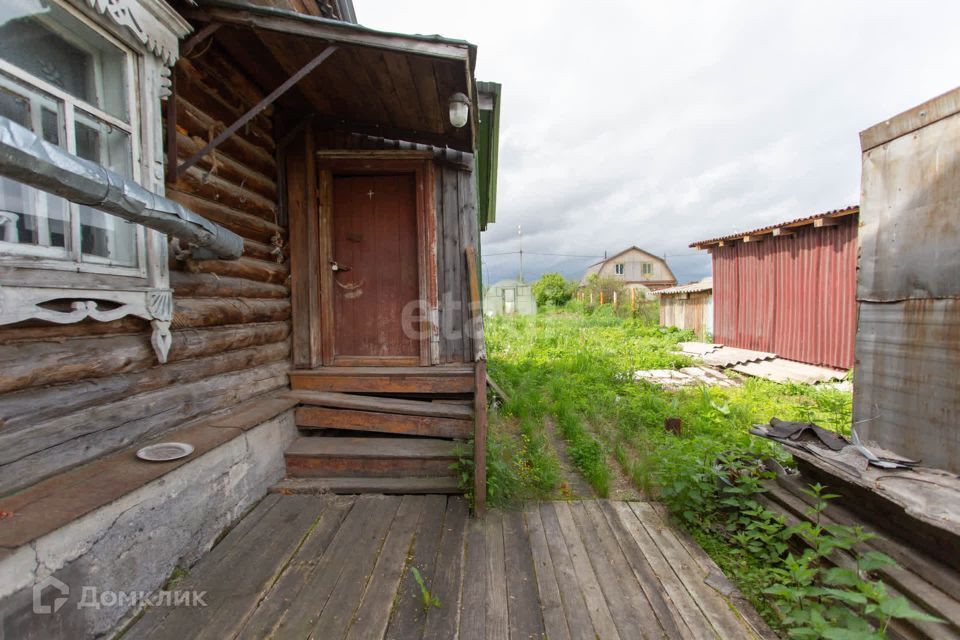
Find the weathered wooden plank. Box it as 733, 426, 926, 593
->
422, 497, 468, 640
319, 496, 421, 640
458, 515, 487, 640
169, 271, 288, 298
458, 170, 478, 360
439, 166, 462, 362
284, 390, 473, 419
473, 358, 487, 515
553, 501, 621, 640
270, 476, 462, 495
484, 510, 510, 640
172, 298, 290, 329
598, 501, 689, 639
386, 494, 447, 640
274, 495, 401, 639
502, 509, 546, 640
126, 495, 328, 640
523, 504, 571, 640
1, 340, 290, 432
295, 406, 472, 439
539, 503, 595, 640
632, 501, 749, 639
609, 501, 709, 639
572, 501, 656, 640
288, 372, 474, 394
236, 497, 354, 640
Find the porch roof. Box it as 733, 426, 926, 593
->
186, 0, 479, 152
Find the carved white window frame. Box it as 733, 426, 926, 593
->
0, 0, 190, 363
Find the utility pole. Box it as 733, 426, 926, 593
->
517, 224, 524, 283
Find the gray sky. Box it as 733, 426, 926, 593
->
358, 1, 960, 284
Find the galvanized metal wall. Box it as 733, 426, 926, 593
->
856, 90, 960, 473
711, 219, 857, 369
660, 291, 713, 340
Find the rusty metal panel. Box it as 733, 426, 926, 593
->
856, 91, 960, 474
709, 220, 857, 369
859, 108, 960, 301
854, 299, 960, 473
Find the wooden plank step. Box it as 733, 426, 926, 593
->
282, 390, 473, 420
289, 366, 474, 394
285, 436, 461, 478
270, 476, 462, 495
296, 406, 473, 439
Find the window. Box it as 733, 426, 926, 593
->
0, 1, 142, 273
614, 263, 625, 275
641, 262, 653, 276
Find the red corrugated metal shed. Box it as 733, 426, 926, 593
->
692, 208, 858, 370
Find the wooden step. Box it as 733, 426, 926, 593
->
296, 406, 472, 439
284, 437, 462, 478
270, 476, 462, 495
288, 366, 475, 394
282, 390, 473, 420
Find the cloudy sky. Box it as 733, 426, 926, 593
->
359, 1, 960, 284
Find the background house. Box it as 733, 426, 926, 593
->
691, 206, 859, 370
656, 277, 713, 340
581, 246, 677, 293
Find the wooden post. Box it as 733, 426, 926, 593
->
465, 245, 486, 516
613, 291, 618, 308
600, 291, 604, 306
631, 288, 636, 310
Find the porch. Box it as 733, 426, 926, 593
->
123, 494, 771, 639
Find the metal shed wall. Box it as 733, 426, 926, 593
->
711, 218, 857, 369
855, 86, 960, 473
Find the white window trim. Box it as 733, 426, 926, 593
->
0, 0, 191, 364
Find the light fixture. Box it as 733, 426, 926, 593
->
448, 92, 470, 129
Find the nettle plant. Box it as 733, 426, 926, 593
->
660, 452, 942, 638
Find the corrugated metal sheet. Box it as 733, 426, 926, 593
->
710, 218, 857, 369
691, 205, 858, 247
855, 87, 960, 474
656, 278, 712, 295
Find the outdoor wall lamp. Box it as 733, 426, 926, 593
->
448, 92, 470, 128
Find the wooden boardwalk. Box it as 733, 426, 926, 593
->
125, 495, 772, 639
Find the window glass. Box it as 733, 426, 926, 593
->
75, 109, 137, 266
0, 1, 129, 121
0, 77, 69, 251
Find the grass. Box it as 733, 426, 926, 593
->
482, 306, 855, 625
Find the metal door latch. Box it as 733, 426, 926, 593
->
330, 260, 351, 272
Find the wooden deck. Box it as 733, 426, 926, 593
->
124, 495, 771, 640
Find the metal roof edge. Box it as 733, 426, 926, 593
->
689, 205, 859, 249
860, 85, 960, 152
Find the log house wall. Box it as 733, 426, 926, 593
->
0, 43, 292, 496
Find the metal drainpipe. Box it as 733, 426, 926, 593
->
0, 115, 244, 259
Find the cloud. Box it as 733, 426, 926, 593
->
357, 0, 960, 283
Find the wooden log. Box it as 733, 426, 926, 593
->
179, 255, 289, 285
0, 321, 290, 395
0, 362, 290, 495
166, 189, 284, 244
242, 237, 286, 263
172, 298, 290, 329
175, 96, 275, 176
1, 339, 290, 432
0, 316, 149, 343
169, 270, 289, 298
474, 359, 487, 516
185, 44, 275, 123
172, 165, 278, 224
174, 58, 275, 151
174, 131, 277, 201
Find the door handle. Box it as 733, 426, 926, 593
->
330, 260, 351, 273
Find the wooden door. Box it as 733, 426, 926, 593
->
330, 174, 420, 364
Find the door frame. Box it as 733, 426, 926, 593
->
314, 151, 438, 367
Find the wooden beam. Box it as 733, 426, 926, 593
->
814, 217, 840, 228
474, 359, 487, 517
173, 45, 338, 180
772, 227, 794, 237
742, 234, 764, 243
